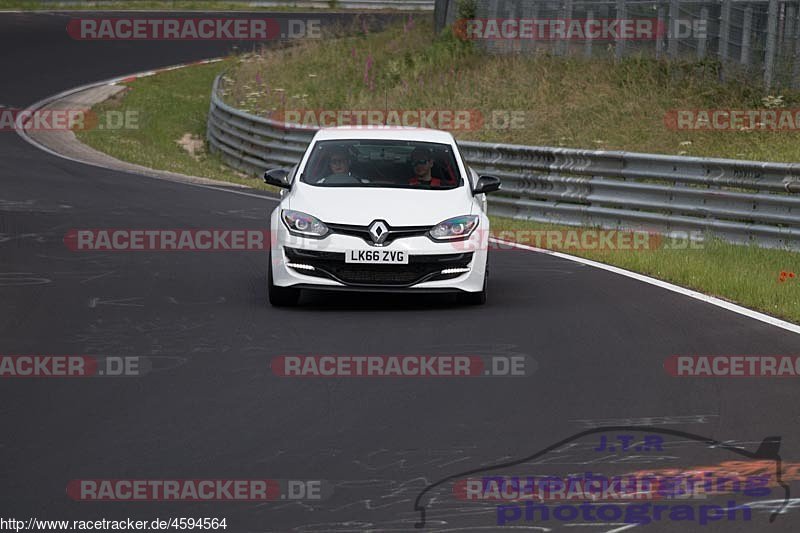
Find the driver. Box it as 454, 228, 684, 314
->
408, 147, 441, 187
327, 148, 352, 177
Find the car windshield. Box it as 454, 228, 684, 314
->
300, 139, 462, 189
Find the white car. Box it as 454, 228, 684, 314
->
263, 127, 501, 306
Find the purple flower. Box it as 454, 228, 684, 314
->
404, 14, 415, 32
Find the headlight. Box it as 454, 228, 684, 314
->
428, 215, 479, 241
282, 209, 329, 238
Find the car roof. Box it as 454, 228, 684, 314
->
312, 126, 456, 144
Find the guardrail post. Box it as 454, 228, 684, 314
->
718, 0, 731, 62
486, 0, 499, 54
718, 0, 731, 80
434, 0, 447, 34
556, 0, 573, 56
668, 0, 680, 59
764, 0, 779, 88
503, 0, 520, 53
615, 0, 626, 60
697, 6, 708, 59
521, 0, 535, 54
741, 5, 753, 66
793, 5, 800, 87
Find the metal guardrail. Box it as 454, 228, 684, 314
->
457, 0, 800, 90
248, 0, 434, 8
38, 0, 434, 8
207, 74, 800, 250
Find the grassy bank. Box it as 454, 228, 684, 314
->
0, 1, 349, 11
75, 58, 273, 190
223, 18, 800, 162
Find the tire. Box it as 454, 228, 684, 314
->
457, 267, 487, 306
268, 251, 300, 307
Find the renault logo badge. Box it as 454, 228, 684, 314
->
368, 220, 389, 244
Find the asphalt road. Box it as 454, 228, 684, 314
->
1, 11, 800, 533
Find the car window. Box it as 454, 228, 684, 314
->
300, 140, 463, 189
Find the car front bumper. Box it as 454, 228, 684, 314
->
270, 213, 488, 293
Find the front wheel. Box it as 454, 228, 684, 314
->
457, 269, 487, 306
268, 251, 300, 307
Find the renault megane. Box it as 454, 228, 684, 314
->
263, 127, 501, 307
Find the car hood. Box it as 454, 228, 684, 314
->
285, 184, 474, 226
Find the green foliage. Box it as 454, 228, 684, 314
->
456, 0, 477, 20
221, 19, 800, 163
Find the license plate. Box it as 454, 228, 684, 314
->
345, 249, 408, 264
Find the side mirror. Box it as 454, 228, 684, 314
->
263, 168, 291, 189
473, 175, 501, 195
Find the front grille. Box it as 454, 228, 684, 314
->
285, 247, 473, 287
325, 222, 430, 246
328, 267, 427, 285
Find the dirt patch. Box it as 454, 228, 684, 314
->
176, 133, 205, 160
99, 86, 130, 108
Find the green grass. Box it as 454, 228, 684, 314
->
0, 0, 360, 11
224, 19, 800, 162
75, 58, 274, 191
490, 216, 800, 324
